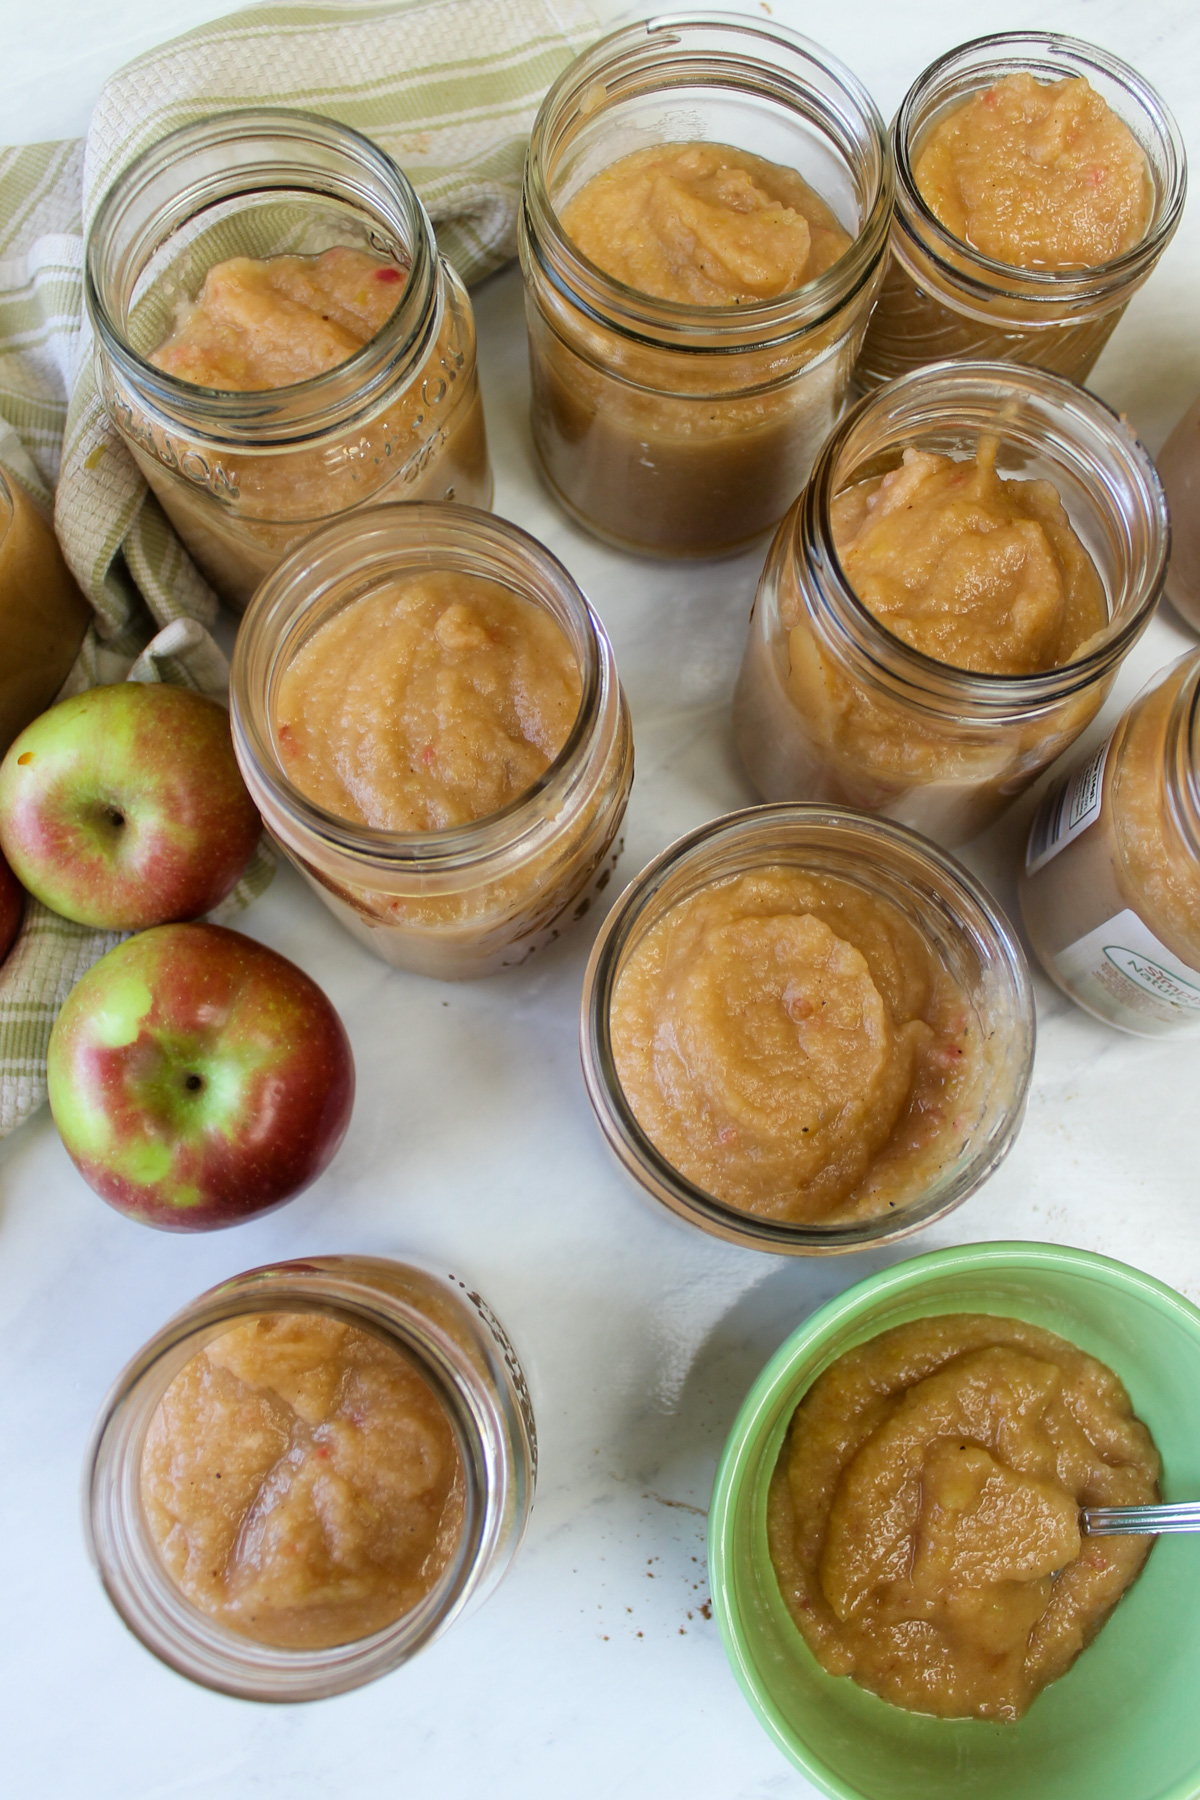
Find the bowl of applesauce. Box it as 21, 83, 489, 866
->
709, 1241, 1200, 1800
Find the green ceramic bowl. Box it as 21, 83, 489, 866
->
709, 1241, 1200, 1800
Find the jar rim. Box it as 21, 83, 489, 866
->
580, 803, 1035, 1255
521, 11, 893, 354
230, 503, 614, 874
85, 107, 441, 446
793, 360, 1169, 712
83, 1256, 512, 1700
892, 31, 1188, 303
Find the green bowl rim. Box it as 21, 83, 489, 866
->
707, 1238, 1200, 1800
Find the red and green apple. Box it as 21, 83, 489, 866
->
47, 923, 354, 1230
0, 682, 262, 931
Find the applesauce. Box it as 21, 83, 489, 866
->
854, 35, 1185, 391
142, 1312, 465, 1649
829, 435, 1106, 676
273, 570, 580, 831
561, 143, 851, 307
609, 867, 985, 1225
233, 507, 632, 979
89, 112, 491, 610
582, 807, 1033, 1252
520, 16, 891, 557
0, 470, 90, 753
768, 1313, 1159, 1721
87, 1257, 537, 1699
1021, 652, 1200, 1035
148, 246, 407, 390
913, 74, 1151, 271
734, 363, 1167, 846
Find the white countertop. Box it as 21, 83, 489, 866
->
2, 2, 1199, 1796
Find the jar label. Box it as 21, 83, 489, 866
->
1055, 906, 1200, 1035
1026, 734, 1112, 874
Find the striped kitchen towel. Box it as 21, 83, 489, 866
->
0, 0, 599, 1137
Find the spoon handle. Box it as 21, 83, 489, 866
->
1081, 1502, 1200, 1536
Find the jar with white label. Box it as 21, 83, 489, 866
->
1020, 651, 1200, 1036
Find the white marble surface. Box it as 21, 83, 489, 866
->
2, 1, 1200, 1795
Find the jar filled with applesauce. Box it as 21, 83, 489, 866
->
231, 504, 633, 979
580, 805, 1034, 1254
1020, 652, 1200, 1036
0, 470, 91, 752
733, 362, 1168, 846
855, 33, 1186, 391
86, 1256, 536, 1700
86, 110, 492, 610
1156, 395, 1200, 633
518, 14, 892, 558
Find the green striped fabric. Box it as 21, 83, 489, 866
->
0, 0, 599, 1138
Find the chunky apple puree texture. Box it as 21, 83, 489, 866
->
768, 1314, 1159, 1721
149, 246, 405, 389
914, 74, 1152, 270
274, 571, 581, 831
141, 1312, 465, 1649
827, 435, 1107, 676
561, 142, 851, 305
609, 868, 988, 1223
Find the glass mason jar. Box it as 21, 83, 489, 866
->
0, 470, 90, 752
1020, 651, 1200, 1036
1157, 395, 1200, 633
733, 362, 1169, 847
86, 109, 492, 610
518, 14, 892, 558
85, 1256, 536, 1700
580, 805, 1034, 1255
231, 504, 633, 979
855, 33, 1187, 392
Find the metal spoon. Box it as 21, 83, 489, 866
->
1082, 1503, 1200, 1537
